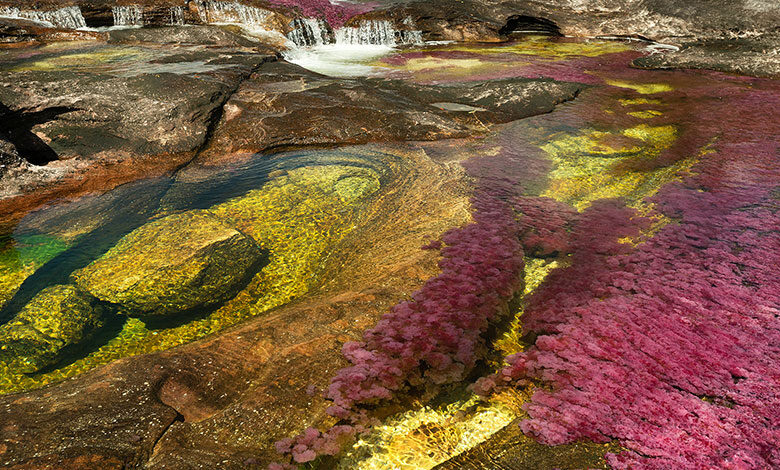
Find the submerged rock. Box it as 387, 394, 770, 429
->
71, 211, 264, 316
0, 284, 103, 373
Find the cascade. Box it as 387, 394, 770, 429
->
0, 6, 86, 29
334, 19, 423, 46
195, 1, 271, 26
169, 6, 186, 26
112, 5, 144, 27
399, 16, 424, 45
399, 30, 423, 44
288, 18, 334, 47
335, 20, 396, 46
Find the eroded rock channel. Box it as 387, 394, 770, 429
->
0, 1, 778, 469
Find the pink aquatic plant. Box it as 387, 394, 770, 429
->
265, 0, 373, 27
513, 196, 579, 257
477, 77, 780, 468
275, 47, 780, 469
274, 191, 525, 464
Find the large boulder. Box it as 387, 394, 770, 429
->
0, 284, 103, 373
71, 211, 264, 316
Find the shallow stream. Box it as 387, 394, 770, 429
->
1, 35, 778, 468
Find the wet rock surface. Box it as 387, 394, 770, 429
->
0, 1, 778, 469
0, 132, 24, 177
0, 285, 103, 373
0, 31, 274, 230
72, 210, 264, 316
0, 17, 103, 44
634, 35, 780, 78
197, 60, 582, 162
0, 46, 270, 163
372, 0, 780, 42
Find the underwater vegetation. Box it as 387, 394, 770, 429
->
474, 78, 780, 467
0, 162, 381, 394
275, 191, 526, 464
0, 32, 777, 468
273, 41, 780, 468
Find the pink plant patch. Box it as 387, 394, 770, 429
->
477, 77, 780, 469
265, 0, 373, 27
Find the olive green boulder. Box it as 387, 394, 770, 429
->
70, 211, 263, 316
0, 285, 103, 373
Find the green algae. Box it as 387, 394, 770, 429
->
0, 163, 381, 394
0, 234, 69, 310
11, 46, 151, 72
72, 210, 263, 316
0, 285, 102, 373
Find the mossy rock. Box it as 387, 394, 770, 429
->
71, 211, 263, 316
0, 285, 103, 373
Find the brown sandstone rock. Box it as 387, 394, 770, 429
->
195, 60, 582, 165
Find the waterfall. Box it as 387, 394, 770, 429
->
399, 30, 423, 45
0, 6, 86, 29
399, 16, 424, 45
195, 1, 271, 26
169, 6, 185, 26
335, 20, 397, 46
113, 5, 144, 27
287, 18, 334, 47
334, 19, 423, 46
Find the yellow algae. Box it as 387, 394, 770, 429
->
386, 57, 487, 73
374, 37, 631, 82
542, 130, 643, 159
628, 110, 664, 119
0, 164, 381, 394
623, 124, 677, 148
617, 204, 675, 247
493, 257, 563, 359
12, 47, 149, 72
339, 390, 525, 470
604, 79, 674, 94
376, 56, 524, 83
427, 37, 631, 59
619, 98, 662, 106
210, 165, 380, 317
543, 155, 696, 211
541, 124, 685, 210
